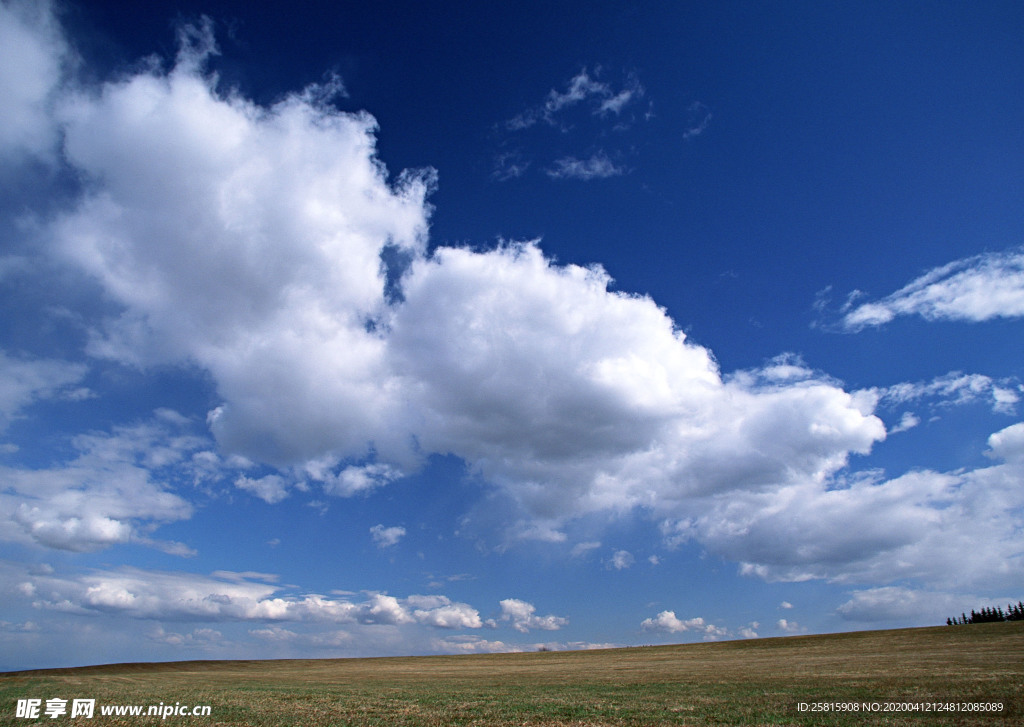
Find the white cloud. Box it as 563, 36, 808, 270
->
987, 421, 1024, 461
547, 153, 625, 180
640, 610, 726, 641
499, 598, 568, 633
661, 420, 1024, 591
407, 595, 482, 629
842, 248, 1024, 329
234, 474, 289, 504
498, 68, 645, 180
888, 411, 920, 434
608, 550, 635, 570
779, 601, 793, 610
570, 541, 601, 557
875, 372, 1020, 415
27, 21, 888, 555
682, 101, 712, 140
0, 351, 87, 431
641, 610, 704, 633
432, 635, 521, 654
738, 623, 759, 639
0, 0, 68, 162
369, 524, 406, 548
0, 415, 205, 553
776, 618, 801, 634
506, 68, 643, 131
391, 243, 884, 526
312, 463, 402, 497
18, 566, 484, 631
12, 15, 1022, 599
51, 21, 433, 469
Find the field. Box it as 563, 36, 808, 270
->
2, 623, 1023, 726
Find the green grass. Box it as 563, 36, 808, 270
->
2, 623, 1022, 725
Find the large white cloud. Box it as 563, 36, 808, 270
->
392, 247, 884, 521
51, 19, 433, 468
38, 17, 886, 539
9, 9, 1020, 599
842, 248, 1024, 329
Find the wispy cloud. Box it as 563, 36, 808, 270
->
0, 351, 87, 431
497, 67, 646, 181
505, 68, 644, 131
546, 152, 625, 180
841, 248, 1024, 330
682, 101, 712, 140
874, 371, 1020, 415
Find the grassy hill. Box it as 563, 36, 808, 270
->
3, 623, 1023, 725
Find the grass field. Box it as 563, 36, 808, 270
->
2, 622, 1022, 726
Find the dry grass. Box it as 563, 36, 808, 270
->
2, 623, 1023, 725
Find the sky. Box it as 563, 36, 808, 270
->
1, 0, 1022, 670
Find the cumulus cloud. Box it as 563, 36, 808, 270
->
10, 13, 1022, 599
641, 610, 705, 633
370, 524, 406, 548
391, 244, 884, 525
21, 19, 888, 550
51, 19, 433, 468
499, 598, 568, 633
841, 248, 1024, 330
640, 610, 728, 640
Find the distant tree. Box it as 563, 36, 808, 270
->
947, 601, 1024, 625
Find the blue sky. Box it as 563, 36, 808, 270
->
1, 0, 1023, 670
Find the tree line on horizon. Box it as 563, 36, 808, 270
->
946, 601, 1024, 626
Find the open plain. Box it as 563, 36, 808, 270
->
3, 623, 1023, 726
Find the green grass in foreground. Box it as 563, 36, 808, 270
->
2, 623, 1023, 726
